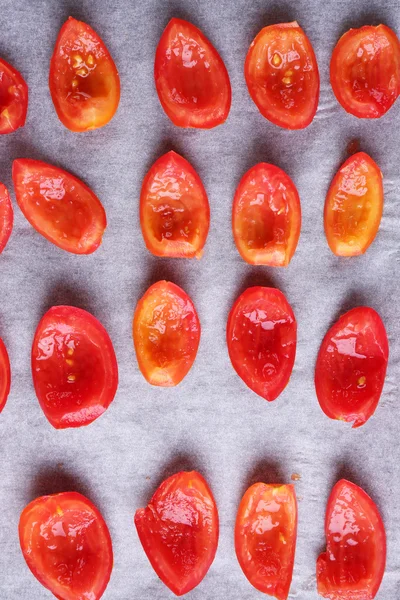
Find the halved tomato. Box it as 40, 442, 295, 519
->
232, 163, 301, 266
154, 18, 231, 128
0, 336, 11, 413
331, 25, 400, 118
315, 307, 388, 428
49, 16, 120, 131
317, 479, 386, 599
324, 152, 383, 256
140, 151, 210, 258
32, 306, 118, 429
227, 287, 297, 401
245, 22, 319, 129
0, 182, 13, 253
135, 471, 219, 596
0, 56, 28, 134
19, 491, 113, 600
13, 158, 106, 254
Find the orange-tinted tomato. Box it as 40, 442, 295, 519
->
0, 337, 11, 413
135, 471, 219, 596
0, 182, 13, 253
140, 151, 210, 258
232, 163, 301, 266
0, 56, 28, 134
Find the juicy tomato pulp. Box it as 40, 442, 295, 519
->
0, 57, 28, 133
315, 307, 388, 428
245, 22, 319, 129
227, 287, 297, 401
317, 480, 386, 599
32, 306, 118, 429
235, 484, 297, 600
0, 182, 13, 253
49, 17, 120, 131
135, 471, 219, 596
331, 25, 400, 118
13, 158, 106, 254
140, 151, 210, 258
0, 337, 11, 412
324, 152, 383, 256
154, 18, 231, 128
133, 281, 200, 386
19, 492, 113, 600
232, 163, 301, 266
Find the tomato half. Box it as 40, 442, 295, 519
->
0, 337, 11, 413
13, 158, 106, 254
135, 471, 218, 596
227, 287, 297, 401
49, 17, 120, 131
235, 483, 297, 600
0, 182, 13, 253
19, 492, 113, 600
317, 479, 386, 599
0, 56, 28, 134
133, 280, 200, 386
324, 152, 383, 256
330, 25, 400, 118
154, 18, 231, 128
140, 151, 210, 258
32, 306, 118, 429
315, 307, 388, 428
232, 163, 301, 266
245, 22, 319, 129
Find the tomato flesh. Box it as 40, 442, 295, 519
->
133, 280, 200, 386
32, 306, 118, 429
140, 151, 210, 258
317, 479, 386, 599
154, 18, 231, 128
19, 492, 113, 600
0, 337, 11, 413
135, 471, 219, 596
0, 56, 28, 133
0, 182, 13, 253
232, 163, 301, 266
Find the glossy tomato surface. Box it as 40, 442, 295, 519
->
0, 56, 28, 133
0, 182, 13, 253
50, 17, 120, 131
133, 280, 200, 386
0, 337, 11, 413
235, 483, 297, 599
135, 471, 219, 596
317, 479, 386, 599
315, 307, 388, 428
324, 152, 383, 256
32, 306, 118, 429
154, 18, 231, 128
227, 287, 297, 401
232, 163, 301, 266
13, 158, 106, 254
140, 151, 210, 258
19, 492, 113, 600
331, 25, 400, 118
245, 22, 319, 129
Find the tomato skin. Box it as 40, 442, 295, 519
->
317, 479, 386, 599
135, 471, 219, 596
232, 163, 301, 266
315, 307, 388, 428
140, 151, 210, 258
0, 56, 28, 134
0, 337, 11, 413
235, 483, 297, 600
331, 25, 400, 118
227, 287, 297, 401
0, 182, 13, 253
154, 18, 231, 128
19, 492, 113, 600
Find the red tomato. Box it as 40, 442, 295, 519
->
154, 18, 231, 128
317, 479, 386, 599
13, 158, 106, 254
140, 151, 210, 258
0, 56, 28, 134
324, 152, 383, 256
49, 16, 120, 132
331, 25, 400, 118
227, 287, 297, 401
0, 337, 11, 413
32, 306, 118, 429
235, 483, 297, 599
315, 307, 388, 428
19, 492, 113, 600
0, 182, 13, 253
135, 471, 219, 596
232, 163, 301, 266
245, 22, 319, 129
133, 280, 200, 386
